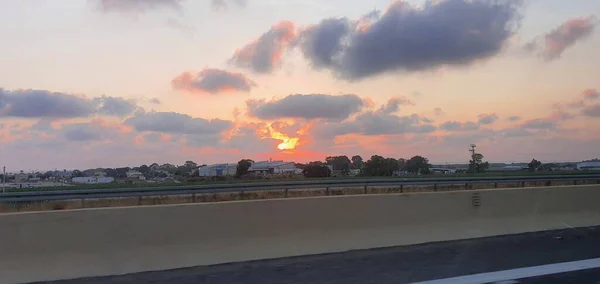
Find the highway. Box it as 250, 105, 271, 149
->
35, 226, 600, 284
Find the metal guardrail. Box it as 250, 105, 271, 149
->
1, 174, 600, 203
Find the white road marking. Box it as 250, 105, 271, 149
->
411, 257, 600, 284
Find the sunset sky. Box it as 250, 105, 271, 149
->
1, 0, 599, 171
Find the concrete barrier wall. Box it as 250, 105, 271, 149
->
2, 185, 600, 283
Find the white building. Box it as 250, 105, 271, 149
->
126, 170, 146, 180
577, 161, 600, 171
72, 177, 115, 184
248, 161, 296, 175
198, 163, 237, 177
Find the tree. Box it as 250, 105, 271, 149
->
363, 155, 399, 176
351, 155, 364, 170
302, 162, 331, 178
71, 170, 84, 178
138, 165, 150, 175
236, 159, 254, 177
115, 167, 130, 178
184, 161, 198, 169
397, 158, 407, 171
326, 156, 352, 175
102, 168, 116, 178
528, 159, 542, 172
406, 156, 431, 175
468, 153, 490, 174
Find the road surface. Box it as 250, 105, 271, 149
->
34, 226, 600, 284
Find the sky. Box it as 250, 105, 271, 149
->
0, 0, 599, 171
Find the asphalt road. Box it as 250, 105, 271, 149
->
35, 226, 600, 284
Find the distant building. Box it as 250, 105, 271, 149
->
248, 161, 296, 175
126, 170, 146, 180
72, 177, 115, 184
577, 161, 600, 171
430, 168, 457, 174
198, 163, 237, 177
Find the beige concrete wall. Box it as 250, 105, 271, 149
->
2, 185, 600, 283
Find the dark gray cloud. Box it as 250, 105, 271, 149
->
0, 88, 139, 118
507, 115, 522, 122
124, 111, 232, 135
0, 88, 96, 118
230, 21, 296, 73
296, 0, 521, 80
528, 16, 597, 61
440, 121, 480, 131
93, 95, 138, 117
172, 69, 256, 95
378, 97, 415, 114
97, 0, 184, 13
60, 122, 123, 142
211, 0, 247, 9
315, 111, 435, 138
477, 113, 499, 125
296, 18, 352, 69
582, 104, 600, 117
246, 94, 365, 121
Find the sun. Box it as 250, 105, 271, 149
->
265, 124, 300, 150
277, 137, 299, 150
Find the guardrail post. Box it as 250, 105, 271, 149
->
521, 181, 525, 187
465, 183, 469, 190
192, 193, 196, 203
284, 189, 288, 198
494, 182, 498, 189
138, 196, 142, 205
400, 185, 404, 193
434, 183, 438, 192
546, 181, 551, 186
81, 198, 86, 208
325, 187, 330, 196
573, 180, 577, 185
363, 185, 367, 194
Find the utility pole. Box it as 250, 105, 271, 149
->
469, 144, 477, 176
2, 166, 5, 193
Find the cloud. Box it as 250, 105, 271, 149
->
477, 113, 499, 125
93, 95, 138, 117
246, 94, 365, 121
582, 104, 600, 117
295, 0, 521, 80
520, 118, 557, 130
0, 88, 137, 118
583, 89, 599, 100
211, 0, 247, 9
378, 97, 415, 114
148, 98, 162, 104
507, 115, 522, 122
97, 0, 184, 13
62, 123, 108, 142
527, 16, 597, 61
440, 121, 480, 131
172, 69, 257, 95
230, 21, 296, 73
314, 102, 435, 139
125, 111, 233, 135
434, 107, 445, 117
166, 18, 198, 36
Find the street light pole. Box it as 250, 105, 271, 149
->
469, 144, 477, 176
